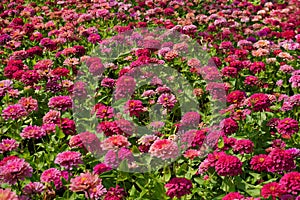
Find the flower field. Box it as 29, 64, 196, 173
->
0, 0, 300, 199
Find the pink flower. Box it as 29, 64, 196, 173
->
125, 100, 146, 117
40, 168, 65, 189
0, 188, 18, 200
181, 112, 201, 127
222, 192, 244, 200
92, 103, 114, 119
2, 104, 27, 120
183, 149, 201, 160
0, 156, 33, 185
250, 154, 271, 172
54, 151, 83, 170
0, 138, 19, 153
165, 178, 193, 198
226, 90, 246, 104
276, 118, 299, 138
248, 93, 271, 111
70, 172, 106, 199
93, 163, 112, 175
221, 118, 239, 135
157, 93, 177, 109
244, 76, 259, 86
267, 149, 296, 173
48, 95, 73, 111
279, 172, 300, 195
215, 154, 243, 176
233, 139, 254, 154
23, 182, 45, 195
101, 78, 115, 88
43, 110, 61, 124
101, 135, 131, 150
104, 185, 126, 200
261, 182, 286, 199
149, 139, 179, 160
18, 96, 38, 112
249, 61, 265, 74
21, 125, 46, 139
104, 147, 134, 168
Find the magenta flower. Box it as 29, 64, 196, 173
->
92, 103, 114, 119
215, 154, 243, 176
2, 104, 27, 120
93, 163, 112, 175
18, 96, 38, 112
101, 135, 131, 150
157, 93, 177, 109
104, 147, 134, 168
279, 172, 300, 195
233, 139, 254, 154
54, 151, 83, 170
226, 90, 246, 104
222, 192, 244, 200
23, 182, 45, 195
104, 185, 126, 200
0, 138, 19, 153
221, 118, 239, 135
250, 154, 271, 172
125, 100, 146, 117
276, 118, 299, 138
165, 177, 193, 198
261, 182, 286, 199
40, 168, 66, 189
48, 95, 73, 111
181, 111, 201, 127
149, 139, 179, 160
70, 172, 106, 199
21, 125, 46, 139
248, 93, 271, 111
0, 188, 18, 200
0, 156, 33, 185
267, 149, 296, 173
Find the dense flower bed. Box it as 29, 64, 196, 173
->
0, 0, 299, 199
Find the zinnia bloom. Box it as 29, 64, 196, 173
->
48, 95, 73, 111
222, 192, 244, 200
261, 182, 286, 199
181, 111, 201, 127
70, 172, 106, 199
0, 188, 18, 200
157, 93, 177, 109
279, 172, 300, 195
0, 138, 19, 153
250, 154, 271, 172
93, 163, 112, 175
101, 135, 131, 150
248, 93, 271, 111
276, 118, 299, 138
221, 118, 239, 135
104, 185, 126, 200
40, 168, 66, 189
233, 139, 254, 154
23, 182, 45, 195
267, 149, 296, 173
20, 125, 46, 139
165, 177, 193, 198
2, 104, 27, 120
0, 156, 33, 185
104, 147, 134, 168
215, 154, 243, 176
18, 96, 38, 112
149, 139, 179, 160
54, 151, 83, 170
125, 100, 146, 117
